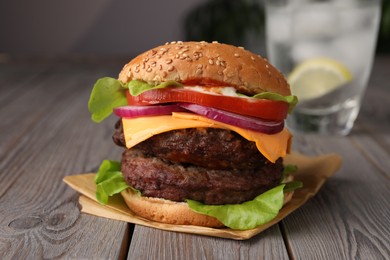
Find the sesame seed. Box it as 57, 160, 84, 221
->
234, 53, 240, 57
177, 41, 183, 45
197, 64, 203, 69
167, 65, 175, 72
212, 41, 219, 43
226, 72, 234, 78
170, 41, 177, 44
251, 56, 255, 61
151, 61, 156, 67
146, 67, 152, 72
193, 51, 203, 59
162, 71, 168, 77
238, 46, 244, 49
216, 60, 221, 66
208, 59, 214, 65
196, 69, 203, 75
165, 58, 173, 64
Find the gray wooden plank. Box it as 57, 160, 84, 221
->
0, 63, 130, 258
350, 56, 390, 178
0, 63, 121, 192
283, 134, 390, 260
128, 225, 289, 260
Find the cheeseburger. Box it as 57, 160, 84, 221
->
88, 41, 300, 230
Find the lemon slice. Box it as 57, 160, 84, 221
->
287, 57, 353, 101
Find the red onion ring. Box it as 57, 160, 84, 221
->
178, 103, 284, 134
113, 104, 186, 118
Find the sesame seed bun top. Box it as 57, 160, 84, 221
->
118, 41, 291, 96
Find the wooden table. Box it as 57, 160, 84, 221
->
1, 56, 389, 259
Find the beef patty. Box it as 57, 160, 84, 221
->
113, 120, 270, 170
121, 148, 283, 205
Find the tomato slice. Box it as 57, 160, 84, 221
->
126, 88, 289, 121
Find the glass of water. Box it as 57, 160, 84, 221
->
265, 0, 382, 135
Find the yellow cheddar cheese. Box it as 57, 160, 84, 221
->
122, 112, 291, 163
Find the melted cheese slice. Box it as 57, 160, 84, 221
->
122, 112, 292, 163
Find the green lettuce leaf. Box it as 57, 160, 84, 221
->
94, 160, 130, 205
128, 80, 182, 96
283, 164, 298, 179
253, 92, 298, 113
284, 181, 303, 193
87, 78, 182, 122
88, 77, 128, 123
283, 164, 298, 175
187, 184, 286, 230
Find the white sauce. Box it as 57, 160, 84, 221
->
183, 86, 242, 98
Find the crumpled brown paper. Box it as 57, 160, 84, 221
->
63, 152, 341, 240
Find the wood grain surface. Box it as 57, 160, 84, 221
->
0, 57, 389, 259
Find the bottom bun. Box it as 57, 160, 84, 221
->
121, 184, 294, 228
121, 188, 225, 228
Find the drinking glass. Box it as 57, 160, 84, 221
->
265, 0, 382, 135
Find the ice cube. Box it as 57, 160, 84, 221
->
266, 9, 292, 43
292, 3, 338, 39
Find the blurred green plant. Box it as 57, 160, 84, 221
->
378, 0, 390, 53
184, 0, 264, 47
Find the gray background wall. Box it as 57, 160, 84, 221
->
1, 1, 388, 58
0, 0, 211, 57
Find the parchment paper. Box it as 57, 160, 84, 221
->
63, 152, 341, 240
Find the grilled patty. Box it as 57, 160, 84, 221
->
114, 120, 284, 205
